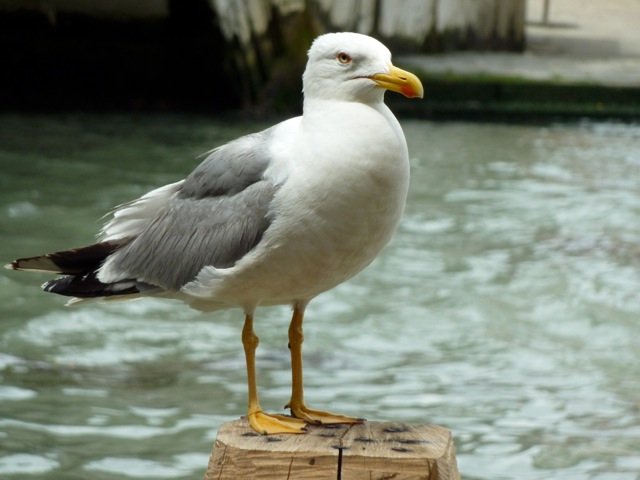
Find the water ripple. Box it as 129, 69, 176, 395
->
1, 116, 639, 479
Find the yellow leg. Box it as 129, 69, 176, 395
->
242, 313, 306, 435
285, 304, 364, 425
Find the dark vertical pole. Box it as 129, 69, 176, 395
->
542, 0, 551, 24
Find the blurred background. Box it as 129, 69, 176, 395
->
0, 0, 527, 113
1, 0, 637, 117
1, 1, 639, 480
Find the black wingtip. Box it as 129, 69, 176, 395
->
42, 273, 141, 298
42, 277, 69, 294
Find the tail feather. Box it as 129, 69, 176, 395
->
7, 239, 149, 300
7, 241, 125, 274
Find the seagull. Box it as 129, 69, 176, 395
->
7, 32, 423, 435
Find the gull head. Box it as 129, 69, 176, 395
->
302, 32, 423, 104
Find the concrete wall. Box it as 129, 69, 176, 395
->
1, 0, 525, 52
0, 0, 525, 111
207, 0, 525, 109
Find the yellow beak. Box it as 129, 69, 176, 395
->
371, 65, 424, 99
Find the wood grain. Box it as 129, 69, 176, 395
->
205, 418, 460, 479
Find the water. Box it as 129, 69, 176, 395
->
1, 114, 639, 480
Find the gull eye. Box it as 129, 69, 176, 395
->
337, 52, 352, 64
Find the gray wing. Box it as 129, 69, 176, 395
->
102, 128, 279, 291
179, 130, 274, 199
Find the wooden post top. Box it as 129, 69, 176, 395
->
205, 418, 460, 480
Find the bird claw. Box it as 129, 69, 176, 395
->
247, 409, 307, 435
287, 402, 364, 425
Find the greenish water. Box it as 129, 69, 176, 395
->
1, 114, 639, 480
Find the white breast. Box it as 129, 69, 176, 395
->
183, 100, 409, 308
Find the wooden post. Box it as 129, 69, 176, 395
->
205, 418, 461, 480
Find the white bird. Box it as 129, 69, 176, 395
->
7, 32, 423, 435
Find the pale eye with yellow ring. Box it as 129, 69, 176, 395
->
337, 52, 352, 64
